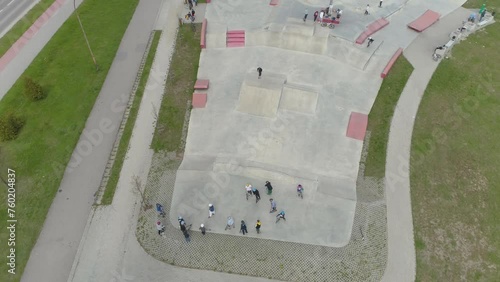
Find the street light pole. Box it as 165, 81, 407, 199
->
74, 0, 98, 71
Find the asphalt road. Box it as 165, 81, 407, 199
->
0, 0, 39, 39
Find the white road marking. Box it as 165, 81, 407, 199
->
7, 0, 14, 6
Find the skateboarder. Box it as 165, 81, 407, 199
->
365, 4, 370, 15
303, 9, 308, 22
199, 223, 206, 235
257, 67, 263, 79
379, 0, 383, 8
367, 37, 374, 47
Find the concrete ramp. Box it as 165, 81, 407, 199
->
279, 83, 319, 114
283, 18, 315, 37
325, 37, 372, 69
236, 72, 286, 117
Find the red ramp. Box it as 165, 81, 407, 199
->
408, 10, 440, 32
346, 112, 368, 141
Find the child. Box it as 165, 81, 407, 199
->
255, 220, 262, 233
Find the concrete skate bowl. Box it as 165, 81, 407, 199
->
169, 155, 357, 247
245, 19, 373, 70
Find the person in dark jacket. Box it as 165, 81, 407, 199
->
240, 220, 248, 235
265, 181, 273, 195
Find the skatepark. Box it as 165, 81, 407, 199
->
8, 0, 493, 281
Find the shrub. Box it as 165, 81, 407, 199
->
0, 112, 25, 141
24, 77, 46, 101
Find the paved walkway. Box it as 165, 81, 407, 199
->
382, 6, 472, 282
21, 0, 164, 281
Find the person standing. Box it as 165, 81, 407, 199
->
156, 221, 165, 236
265, 181, 273, 195
365, 4, 370, 15
208, 203, 215, 218
245, 183, 254, 199
225, 216, 235, 230
379, 0, 383, 8
255, 220, 262, 234
269, 198, 277, 213
199, 224, 206, 235
240, 220, 248, 235
253, 187, 261, 203
319, 10, 325, 23
329, 4, 333, 16
314, 11, 319, 22
337, 9, 342, 20
303, 9, 308, 22
480, 9, 486, 21
257, 67, 263, 79
156, 203, 165, 217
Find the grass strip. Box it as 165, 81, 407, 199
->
0, 0, 139, 280
411, 22, 500, 281
101, 31, 162, 205
152, 24, 201, 152
0, 0, 56, 57
363, 56, 413, 178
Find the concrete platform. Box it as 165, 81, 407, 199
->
170, 45, 381, 247
236, 72, 286, 118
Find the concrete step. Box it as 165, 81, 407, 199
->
227, 42, 245, 48
226, 37, 245, 43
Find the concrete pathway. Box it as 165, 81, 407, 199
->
381, 7, 471, 282
21, 0, 164, 281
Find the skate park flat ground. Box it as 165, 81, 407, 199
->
169, 45, 380, 247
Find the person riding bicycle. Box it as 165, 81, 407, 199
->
297, 184, 304, 197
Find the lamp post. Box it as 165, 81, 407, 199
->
74, 0, 98, 71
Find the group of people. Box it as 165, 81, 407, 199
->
154, 181, 305, 239
307, 7, 343, 24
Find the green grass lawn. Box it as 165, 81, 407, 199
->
0, 0, 56, 58
151, 24, 201, 153
410, 21, 500, 281
0, 0, 139, 280
101, 30, 162, 205
364, 56, 413, 178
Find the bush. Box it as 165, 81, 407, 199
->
24, 77, 46, 101
0, 112, 25, 141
